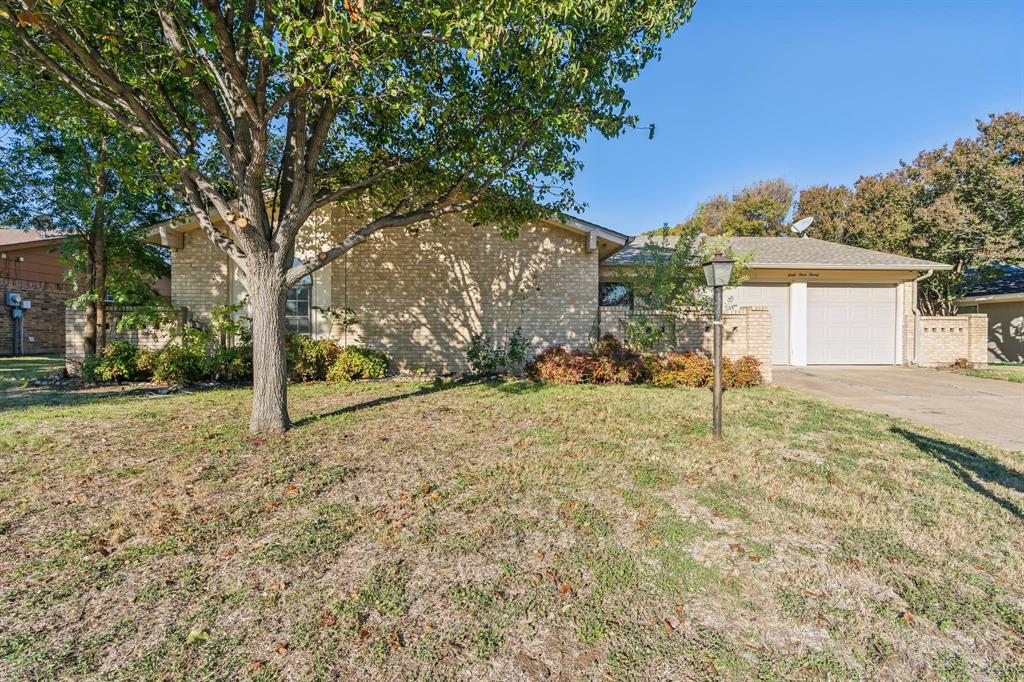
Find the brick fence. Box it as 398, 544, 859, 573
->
599, 305, 774, 383
65, 306, 186, 371
917, 314, 988, 367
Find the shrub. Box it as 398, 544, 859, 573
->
648, 352, 762, 388
287, 335, 341, 382
134, 348, 157, 379
466, 327, 530, 375
649, 352, 713, 388
152, 342, 208, 385
590, 335, 647, 384
327, 346, 390, 382
206, 344, 253, 382
82, 341, 141, 382
526, 346, 593, 385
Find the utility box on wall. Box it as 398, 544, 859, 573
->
5, 291, 22, 307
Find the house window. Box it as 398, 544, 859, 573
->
958, 304, 978, 314
599, 282, 632, 307
285, 260, 312, 334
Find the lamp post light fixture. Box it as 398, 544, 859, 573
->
703, 253, 735, 438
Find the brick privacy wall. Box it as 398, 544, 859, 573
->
1, 277, 72, 355
901, 282, 915, 365
170, 230, 229, 322
918, 314, 989, 367
65, 306, 183, 371
171, 208, 600, 373
599, 305, 774, 383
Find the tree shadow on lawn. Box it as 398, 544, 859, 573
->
892, 426, 1024, 520
292, 375, 485, 427
0, 383, 209, 412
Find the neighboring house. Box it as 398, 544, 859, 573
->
1, 228, 73, 355
956, 264, 1024, 363
2, 227, 172, 357
150, 206, 981, 374
603, 235, 958, 367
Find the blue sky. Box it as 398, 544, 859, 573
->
573, 0, 1024, 235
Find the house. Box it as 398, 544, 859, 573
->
147, 208, 986, 375
2, 227, 172, 357
601, 234, 969, 367
150, 205, 628, 374
955, 264, 1024, 363
1, 228, 73, 355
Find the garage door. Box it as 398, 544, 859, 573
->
728, 284, 789, 365
808, 285, 896, 364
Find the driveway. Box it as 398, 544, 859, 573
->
774, 366, 1024, 451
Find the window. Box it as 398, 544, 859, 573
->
958, 304, 978, 314
599, 282, 632, 307
285, 260, 312, 334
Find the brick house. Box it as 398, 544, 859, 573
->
147, 208, 985, 377
1, 228, 74, 355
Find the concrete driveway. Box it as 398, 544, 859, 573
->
774, 366, 1024, 451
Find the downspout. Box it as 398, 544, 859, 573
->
911, 269, 934, 365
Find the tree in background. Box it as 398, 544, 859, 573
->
0, 76, 174, 357
797, 113, 1023, 314
668, 178, 795, 237
0, 0, 695, 433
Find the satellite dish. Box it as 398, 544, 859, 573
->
790, 216, 814, 238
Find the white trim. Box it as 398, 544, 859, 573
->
956, 292, 1024, 304
895, 282, 904, 365
746, 263, 952, 271
788, 282, 808, 367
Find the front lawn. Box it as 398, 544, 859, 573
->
952, 364, 1024, 383
1, 380, 1021, 680
0, 354, 64, 388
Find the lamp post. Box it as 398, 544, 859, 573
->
703, 253, 735, 438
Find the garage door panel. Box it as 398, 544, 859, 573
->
808, 285, 896, 365
727, 284, 789, 365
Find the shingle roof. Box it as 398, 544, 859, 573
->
601, 234, 951, 270
0, 228, 63, 247
963, 264, 1024, 296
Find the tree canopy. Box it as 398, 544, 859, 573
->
662, 178, 795, 237
0, 0, 696, 432
797, 113, 1024, 314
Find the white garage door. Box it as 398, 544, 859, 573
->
728, 284, 789, 365
808, 285, 896, 364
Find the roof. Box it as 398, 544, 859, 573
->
0, 227, 66, 248
961, 264, 1024, 298
601, 234, 952, 271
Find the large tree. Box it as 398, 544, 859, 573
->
797, 113, 1024, 314
665, 178, 795, 237
1, 0, 695, 433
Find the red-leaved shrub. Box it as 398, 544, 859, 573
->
590, 335, 647, 384
648, 353, 763, 388
527, 346, 593, 385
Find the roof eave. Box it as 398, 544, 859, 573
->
956, 291, 1024, 304
745, 263, 954, 271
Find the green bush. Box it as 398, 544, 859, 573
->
287, 335, 341, 382
206, 344, 253, 382
152, 342, 208, 385
82, 341, 141, 382
135, 348, 157, 379
466, 327, 530, 375
327, 346, 390, 382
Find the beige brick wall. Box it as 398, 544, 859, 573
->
322, 210, 599, 373
171, 230, 230, 321
917, 314, 989, 367
170, 207, 600, 373
599, 305, 774, 383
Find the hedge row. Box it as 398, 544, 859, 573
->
82, 334, 390, 386
526, 335, 763, 388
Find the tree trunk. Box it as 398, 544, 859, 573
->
84, 230, 98, 357
95, 227, 107, 353
247, 269, 290, 434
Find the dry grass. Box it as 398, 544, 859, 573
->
1, 378, 1022, 681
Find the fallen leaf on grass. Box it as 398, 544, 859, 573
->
186, 628, 209, 645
